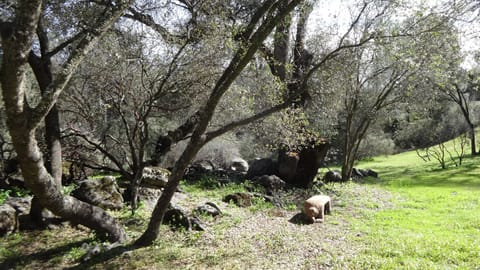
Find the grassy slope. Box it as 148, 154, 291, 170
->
349, 150, 480, 269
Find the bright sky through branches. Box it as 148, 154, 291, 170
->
307, 0, 479, 69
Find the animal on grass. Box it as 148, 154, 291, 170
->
303, 195, 332, 223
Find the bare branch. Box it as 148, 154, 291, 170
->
124, 7, 181, 44
29, 1, 134, 130
205, 101, 290, 143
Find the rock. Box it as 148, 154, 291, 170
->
223, 192, 253, 207
253, 175, 286, 195
352, 168, 379, 180
163, 205, 191, 231
190, 160, 215, 173
72, 176, 123, 210
136, 189, 187, 211
362, 169, 378, 178
323, 170, 343, 183
5, 196, 31, 215
229, 157, 249, 174
62, 161, 90, 185
250, 192, 283, 208
352, 168, 364, 178
0, 204, 17, 236
247, 158, 277, 178
184, 160, 216, 182
80, 242, 120, 262
194, 202, 222, 217
141, 167, 170, 189
136, 187, 162, 209
190, 216, 207, 231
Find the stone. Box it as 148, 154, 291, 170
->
136, 189, 187, 211
229, 157, 249, 174
72, 176, 123, 210
363, 169, 378, 178
5, 196, 31, 215
352, 168, 379, 180
352, 168, 364, 178
190, 160, 215, 173
246, 158, 277, 178
253, 175, 286, 195
141, 167, 170, 189
163, 205, 191, 231
190, 216, 207, 231
222, 192, 253, 207
194, 202, 222, 217
323, 170, 343, 183
0, 204, 17, 236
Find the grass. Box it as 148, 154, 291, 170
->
1, 148, 479, 269
345, 150, 480, 269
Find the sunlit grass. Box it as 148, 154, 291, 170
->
346, 148, 480, 269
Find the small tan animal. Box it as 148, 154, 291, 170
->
303, 195, 332, 223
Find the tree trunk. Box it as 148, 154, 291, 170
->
135, 0, 302, 246
6, 118, 127, 242
277, 142, 329, 188
0, 0, 132, 243
135, 139, 204, 246
29, 52, 63, 225
294, 142, 329, 187
469, 124, 476, 156
130, 166, 145, 213
341, 152, 353, 181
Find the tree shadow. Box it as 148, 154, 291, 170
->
0, 239, 87, 270
364, 162, 480, 190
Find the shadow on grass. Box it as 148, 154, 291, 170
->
0, 239, 87, 270
288, 212, 312, 225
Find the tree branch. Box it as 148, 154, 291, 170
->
28, 0, 134, 130
205, 101, 291, 143
124, 7, 180, 44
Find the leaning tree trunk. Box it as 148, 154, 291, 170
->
0, 0, 132, 243
29, 50, 64, 225
4, 116, 126, 242
135, 0, 302, 247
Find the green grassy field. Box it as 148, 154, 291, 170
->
348, 150, 480, 269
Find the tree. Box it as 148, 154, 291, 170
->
434, 70, 480, 156
0, 0, 133, 242
62, 31, 193, 211
135, 0, 303, 246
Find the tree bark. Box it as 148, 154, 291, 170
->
0, 0, 132, 242
469, 124, 476, 156
29, 50, 63, 225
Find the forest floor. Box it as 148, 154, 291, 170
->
1, 149, 480, 269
